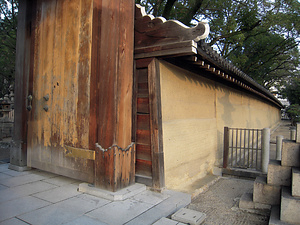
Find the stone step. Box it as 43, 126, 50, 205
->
253, 176, 281, 205
239, 192, 271, 215
292, 167, 300, 197
267, 160, 291, 186
281, 140, 300, 167
280, 187, 300, 225
269, 206, 293, 225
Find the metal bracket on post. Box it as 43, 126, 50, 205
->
261, 128, 270, 173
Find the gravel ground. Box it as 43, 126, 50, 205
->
187, 177, 269, 225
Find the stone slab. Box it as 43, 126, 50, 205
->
171, 208, 206, 225
87, 198, 153, 225
78, 182, 146, 201
280, 187, 300, 224
152, 217, 186, 225
239, 192, 271, 213
0, 181, 58, 203
63, 216, 109, 225
125, 190, 191, 225
18, 194, 111, 225
0, 217, 30, 225
253, 176, 281, 205
0, 173, 44, 187
8, 164, 31, 172
281, 140, 300, 167
269, 206, 292, 225
292, 167, 300, 197
32, 183, 81, 203
267, 160, 291, 186
0, 196, 50, 222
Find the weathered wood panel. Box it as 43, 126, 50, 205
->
27, 0, 94, 182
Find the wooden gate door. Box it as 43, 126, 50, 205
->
27, 0, 95, 182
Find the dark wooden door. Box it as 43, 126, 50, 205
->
27, 0, 95, 182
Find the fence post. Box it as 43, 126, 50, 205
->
290, 127, 296, 141
223, 127, 229, 168
276, 135, 283, 160
296, 123, 300, 143
261, 128, 270, 173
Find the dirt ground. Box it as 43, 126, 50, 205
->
188, 177, 269, 225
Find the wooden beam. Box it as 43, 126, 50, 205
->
11, 0, 36, 167
148, 59, 165, 191
94, 0, 135, 191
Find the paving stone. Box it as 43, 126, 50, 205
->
2, 170, 30, 177
62, 216, 109, 225
280, 187, 300, 224
292, 167, 300, 197
171, 208, 206, 225
0, 181, 57, 203
79, 182, 146, 201
18, 194, 110, 225
43, 175, 81, 186
0, 217, 30, 225
253, 176, 281, 205
87, 198, 153, 225
0, 172, 12, 181
32, 183, 81, 203
281, 140, 300, 167
0, 173, 44, 187
131, 189, 170, 205
267, 160, 291, 186
0, 184, 7, 191
152, 217, 186, 225
0, 196, 50, 222
0, 164, 9, 172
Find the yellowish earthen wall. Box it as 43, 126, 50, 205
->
159, 60, 281, 190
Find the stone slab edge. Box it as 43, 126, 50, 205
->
78, 182, 146, 201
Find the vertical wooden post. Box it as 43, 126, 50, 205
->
93, 0, 135, 192
223, 127, 229, 168
10, 0, 35, 170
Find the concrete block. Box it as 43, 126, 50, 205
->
171, 208, 206, 225
239, 192, 271, 214
292, 167, 300, 197
269, 206, 291, 225
281, 140, 300, 167
253, 176, 281, 205
280, 187, 300, 225
78, 183, 146, 201
267, 160, 291, 186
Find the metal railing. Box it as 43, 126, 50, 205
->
223, 127, 263, 171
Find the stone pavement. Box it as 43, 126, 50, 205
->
0, 162, 191, 225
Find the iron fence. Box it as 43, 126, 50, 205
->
223, 127, 263, 171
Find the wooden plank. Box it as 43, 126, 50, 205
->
136, 130, 151, 145
136, 159, 152, 177
148, 59, 165, 190
136, 144, 151, 161
89, 0, 102, 150
137, 114, 150, 130
223, 127, 229, 168
137, 98, 149, 113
